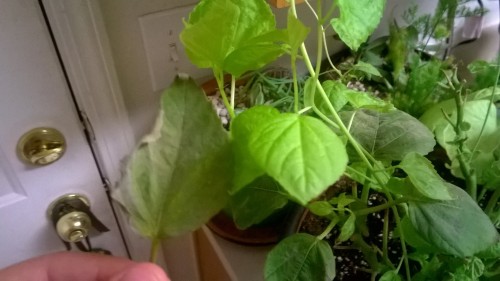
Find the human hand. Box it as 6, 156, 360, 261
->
0, 251, 170, 281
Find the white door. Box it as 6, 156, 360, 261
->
0, 0, 128, 267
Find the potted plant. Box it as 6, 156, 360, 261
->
113, 0, 499, 280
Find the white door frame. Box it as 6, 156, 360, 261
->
39, 0, 154, 263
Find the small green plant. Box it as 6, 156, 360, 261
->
114, 0, 499, 280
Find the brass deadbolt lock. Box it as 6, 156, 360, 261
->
17, 127, 66, 165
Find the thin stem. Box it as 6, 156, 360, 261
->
382, 209, 390, 265
230, 75, 236, 110
470, 55, 500, 157
485, 188, 500, 215
149, 239, 161, 263
355, 198, 408, 216
292, 56, 300, 113
214, 70, 235, 119
317, 216, 339, 240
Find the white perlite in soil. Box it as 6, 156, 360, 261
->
207, 86, 246, 126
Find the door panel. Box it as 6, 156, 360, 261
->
0, 0, 127, 267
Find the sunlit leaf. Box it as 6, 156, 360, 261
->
331, 0, 386, 51
249, 114, 348, 205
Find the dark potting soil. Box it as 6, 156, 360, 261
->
298, 177, 405, 281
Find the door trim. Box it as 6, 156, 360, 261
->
40, 0, 155, 264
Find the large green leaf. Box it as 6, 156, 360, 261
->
408, 184, 499, 257
229, 175, 289, 229
180, 0, 286, 77
249, 114, 348, 205
231, 106, 280, 193
114, 76, 231, 239
331, 0, 386, 51
420, 99, 500, 184
399, 152, 453, 200
265, 233, 335, 281
340, 109, 436, 161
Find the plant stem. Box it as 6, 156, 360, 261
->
291, 56, 300, 113
230, 75, 236, 110
214, 70, 235, 119
382, 209, 390, 266
317, 216, 339, 240
291, 2, 410, 278
149, 238, 161, 263
485, 188, 500, 215
355, 198, 408, 216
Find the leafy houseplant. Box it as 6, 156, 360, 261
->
114, 0, 500, 280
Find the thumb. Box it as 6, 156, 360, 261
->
112, 263, 170, 281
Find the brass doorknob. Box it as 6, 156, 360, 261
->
56, 211, 92, 243
17, 127, 66, 165
48, 194, 110, 250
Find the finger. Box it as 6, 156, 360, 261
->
0, 251, 169, 281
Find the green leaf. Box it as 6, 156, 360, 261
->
229, 175, 289, 229
399, 216, 435, 253
180, 0, 286, 77
114, 76, 231, 239
337, 213, 356, 242
329, 193, 356, 210
308, 201, 334, 217
379, 270, 402, 281
408, 184, 499, 257
476, 241, 500, 259
399, 152, 453, 200
249, 114, 348, 205
287, 11, 310, 57
351, 61, 383, 78
420, 99, 500, 184
340, 109, 436, 161
402, 60, 444, 116
331, 0, 386, 51
265, 233, 335, 281
231, 106, 280, 193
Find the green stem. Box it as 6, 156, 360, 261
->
317, 216, 339, 241
214, 70, 235, 119
149, 238, 161, 263
382, 209, 391, 267
355, 198, 408, 216
230, 75, 236, 110
485, 188, 500, 215
290, 2, 410, 278
292, 55, 300, 113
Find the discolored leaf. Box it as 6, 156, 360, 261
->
114, 76, 231, 239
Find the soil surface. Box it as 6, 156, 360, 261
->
298, 177, 403, 281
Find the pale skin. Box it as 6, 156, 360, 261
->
0, 252, 170, 281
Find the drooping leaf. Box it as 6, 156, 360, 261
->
180, 0, 286, 77
314, 80, 393, 113
229, 175, 289, 229
249, 114, 348, 205
331, 0, 386, 51
340, 109, 436, 161
308, 201, 334, 217
231, 106, 280, 193
265, 233, 335, 281
399, 152, 453, 200
114, 76, 231, 239
287, 11, 310, 57
337, 213, 356, 242
408, 184, 499, 257
351, 61, 383, 78
379, 270, 403, 281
